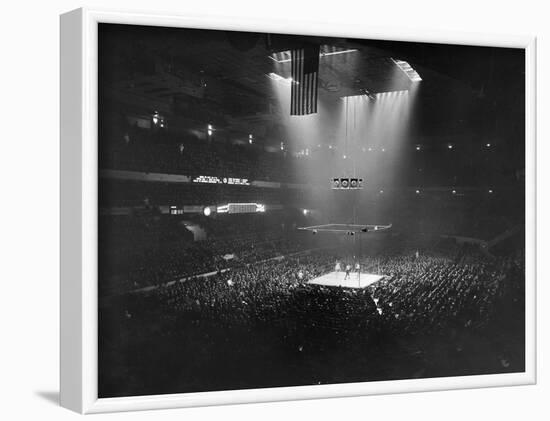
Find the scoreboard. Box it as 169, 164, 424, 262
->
192, 175, 250, 185
331, 177, 363, 189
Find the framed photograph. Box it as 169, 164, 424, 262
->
60, 7, 536, 414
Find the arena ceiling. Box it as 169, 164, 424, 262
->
99, 24, 525, 151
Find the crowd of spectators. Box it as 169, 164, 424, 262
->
100, 126, 305, 183
99, 179, 299, 208
100, 119, 521, 188
99, 213, 314, 296
146, 240, 523, 338
99, 236, 525, 396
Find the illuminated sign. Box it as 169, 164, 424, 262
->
217, 203, 265, 214
192, 175, 250, 186
169, 206, 184, 215
225, 177, 250, 185
193, 175, 221, 184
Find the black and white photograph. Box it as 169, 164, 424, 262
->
97, 23, 526, 399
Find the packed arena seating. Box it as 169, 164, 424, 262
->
99, 212, 315, 296
100, 232, 314, 296
99, 126, 305, 182
99, 179, 300, 207
99, 236, 524, 396
99, 118, 522, 188
98, 186, 524, 297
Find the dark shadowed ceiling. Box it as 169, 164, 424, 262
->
99, 23, 525, 162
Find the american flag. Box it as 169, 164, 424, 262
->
290, 45, 320, 115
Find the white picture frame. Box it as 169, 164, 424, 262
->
60, 7, 537, 414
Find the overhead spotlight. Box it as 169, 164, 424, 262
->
416, 145, 421, 151
328, 145, 333, 149
368, 147, 372, 152
488, 189, 493, 194
361, 88, 376, 100
270, 47, 358, 63
452, 190, 456, 194
448, 144, 453, 149
203, 206, 212, 217
381, 148, 386, 152
486, 143, 491, 148
379, 190, 384, 194
392, 58, 422, 82
415, 190, 420, 194
302, 209, 309, 216
267, 72, 293, 85
320, 48, 358, 57
343, 154, 347, 159
249, 134, 253, 144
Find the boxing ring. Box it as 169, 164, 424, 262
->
307, 271, 384, 289
297, 223, 392, 234
298, 222, 391, 289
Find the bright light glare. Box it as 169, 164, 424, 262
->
269, 47, 358, 63
267, 72, 293, 85
375, 89, 409, 98
203, 206, 212, 216
320, 48, 358, 57
392, 58, 422, 82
